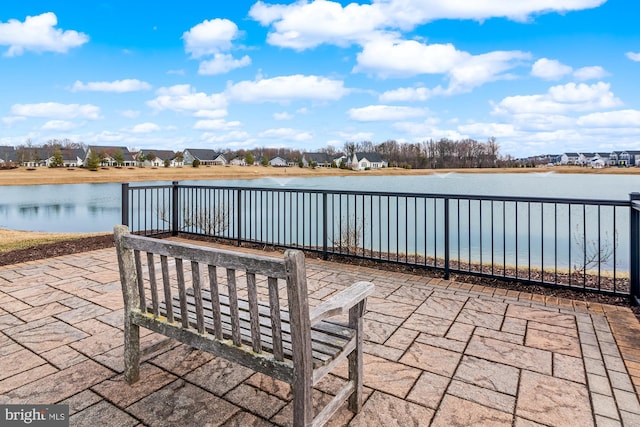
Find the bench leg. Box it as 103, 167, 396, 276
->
123, 320, 140, 384
348, 301, 365, 413
292, 379, 313, 427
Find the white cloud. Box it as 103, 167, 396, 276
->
226, 75, 349, 103
273, 111, 293, 120
573, 66, 608, 81
336, 131, 375, 141
250, 0, 604, 49
354, 36, 529, 93
193, 119, 242, 130
10, 102, 101, 119
129, 122, 161, 133
1, 116, 26, 126
379, 87, 433, 102
577, 109, 640, 127
198, 53, 251, 75
200, 130, 252, 144
626, 52, 640, 62
0, 12, 89, 56
393, 118, 465, 141
183, 18, 242, 58
40, 120, 78, 131
259, 127, 313, 141
379, 0, 606, 27
249, 0, 385, 49
147, 85, 228, 116
183, 18, 250, 76
457, 122, 518, 138
348, 105, 428, 121
493, 82, 622, 115
531, 58, 572, 80
71, 79, 152, 93
120, 110, 140, 119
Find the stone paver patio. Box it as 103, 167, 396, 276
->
1, 242, 640, 426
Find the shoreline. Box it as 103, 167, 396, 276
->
0, 164, 638, 186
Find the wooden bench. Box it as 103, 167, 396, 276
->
114, 225, 374, 426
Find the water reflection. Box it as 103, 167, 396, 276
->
1, 174, 639, 233
18, 205, 40, 217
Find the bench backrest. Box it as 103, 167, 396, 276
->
114, 225, 312, 368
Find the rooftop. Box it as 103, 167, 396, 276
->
1, 242, 639, 426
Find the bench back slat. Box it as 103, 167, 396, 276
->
146, 252, 160, 317
246, 272, 262, 353
268, 276, 284, 361
226, 268, 242, 346
191, 261, 205, 334
123, 234, 287, 279
134, 250, 146, 312
160, 255, 174, 323
207, 265, 223, 339
176, 258, 189, 329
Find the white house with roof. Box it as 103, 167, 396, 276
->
0, 146, 16, 165
183, 149, 227, 166
268, 156, 288, 167
137, 149, 178, 167
45, 148, 86, 167
86, 146, 136, 167
351, 152, 387, 170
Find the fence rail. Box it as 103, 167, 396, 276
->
122, 182, 640, 302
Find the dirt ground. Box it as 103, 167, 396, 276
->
0, 164, 638, 186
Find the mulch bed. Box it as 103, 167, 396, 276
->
0, 234, 115, 267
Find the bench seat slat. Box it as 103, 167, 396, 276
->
171, 301, 350, 362
156, 294, 355, 368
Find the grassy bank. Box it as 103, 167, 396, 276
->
0, 228, 110, 253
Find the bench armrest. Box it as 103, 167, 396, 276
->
309, 281, 375, 325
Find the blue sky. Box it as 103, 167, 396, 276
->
0, 0, 639, 158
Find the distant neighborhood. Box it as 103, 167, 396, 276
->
1, 140, 639, 172
0, 144, 388, 171
527, 151, 640, 168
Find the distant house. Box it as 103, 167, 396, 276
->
303, 152, 333, 168
268, 156, 288, 167
333, 155, 348, 168
627, 151, 640, 166
138, 149, 176, 167
0, 146, 16, 164
560, 153, 580, 165
86, 146, 136, 167
587, 152, 610, 168
229, 157, 246, 166
183, 149, 227, 166
45, 148, 86, 167
351, 152, 387, 170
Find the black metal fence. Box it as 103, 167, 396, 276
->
122, 182, 640, 303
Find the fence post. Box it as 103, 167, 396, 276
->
444, 197, 450, 280
121, 183, 129, 227
630, 193, 640, 305
237, 189, 242, 246
322, 192, 328, 260
172, 181, 179, 236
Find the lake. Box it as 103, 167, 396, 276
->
1, 172, 638, 232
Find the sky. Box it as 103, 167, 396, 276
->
0, 0, 639, 158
